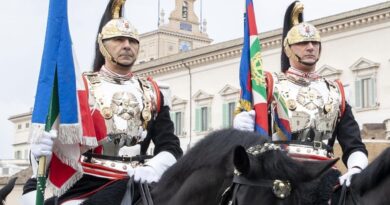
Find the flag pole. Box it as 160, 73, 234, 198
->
35, 157, 46, 205
35, 72, 59, 205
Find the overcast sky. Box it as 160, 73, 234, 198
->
0, 0, 388, 159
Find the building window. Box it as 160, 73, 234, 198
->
170, 111, 184, 136
223, 102, 236, 128
182, 1, 188, 19
3, 168, 9, 175
196, 106, 211, 132
15, 151, 21, 159
355, 77, 377, 108
349, 58, 379, 110
193, 90, 213, 133
17, 124, 22, 129
201, 107, 208, 131
26, 122, 30, 128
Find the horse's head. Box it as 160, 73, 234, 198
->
222, 143, 338, 205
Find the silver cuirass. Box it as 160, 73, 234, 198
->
271, 71, 342, 144
84, 71, 158, 155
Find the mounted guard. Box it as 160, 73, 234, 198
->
21, 0, 182, 204
234, 0, 368, 192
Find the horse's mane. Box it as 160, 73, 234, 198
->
0, 177, 17, 205
162, 129, 265, 180
153, 129, 266, 201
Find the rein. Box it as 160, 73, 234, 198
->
337, 183, 361, 205
233, 175, 292, 199
121, 178, 155, 205
220, 176, 291, 205
138, 182, 154, 205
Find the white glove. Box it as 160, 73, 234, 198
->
233, 110, 255, 131
30, 130, 57, 160
339, 151, 368, 187
127, 166, 159, 183
127, 151, 176, 183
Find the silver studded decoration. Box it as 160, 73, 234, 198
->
246, 143, 282, 156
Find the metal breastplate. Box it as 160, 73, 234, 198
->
84, 72, 157, 155
272, 72, 341, 143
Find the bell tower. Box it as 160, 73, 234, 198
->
137, 0, 212, 63
167, 0, 201, 33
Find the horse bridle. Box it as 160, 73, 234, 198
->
219, 143, 292, 205
220, 174, 292, 205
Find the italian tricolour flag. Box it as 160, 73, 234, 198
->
30, 0, 97, 196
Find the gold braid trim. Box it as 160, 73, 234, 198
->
234, 99, 253, 116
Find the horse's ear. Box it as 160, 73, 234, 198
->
300, 158, 339, 181
234, 146, 250, 175
0, 177, 17, 201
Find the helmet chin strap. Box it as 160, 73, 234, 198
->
98, 35, 134, 69
107, 53, 133, 68
294, 53, 319, 66
285, 42, 322, 69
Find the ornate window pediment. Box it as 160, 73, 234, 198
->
171, 95, 187, 112
350, 57, 380, 76
171, 95, 187, 107
193, 90, 213, 103
219, 84, 240, 99
317, 65, 342, 80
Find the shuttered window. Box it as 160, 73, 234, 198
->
195, 106, 211, 131
170, 111, 184, 135
355, 77, 376, 108
223, 102, 236, 128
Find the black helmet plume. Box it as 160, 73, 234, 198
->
281, 1, 303, 72
92, 0, 124, 72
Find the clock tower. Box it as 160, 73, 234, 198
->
137, 0, 212, 63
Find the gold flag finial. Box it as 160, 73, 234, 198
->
291, 2, 304, 26
112, 0, 126, 19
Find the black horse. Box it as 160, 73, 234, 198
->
0, 177, 17, 205
149, 129, 338, 205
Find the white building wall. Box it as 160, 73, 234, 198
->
318, 22, 390, 125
